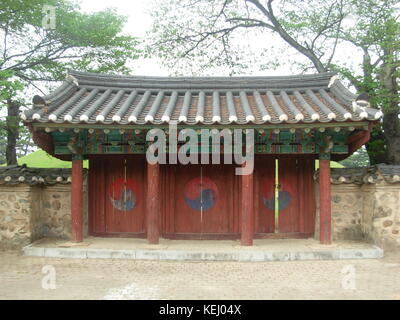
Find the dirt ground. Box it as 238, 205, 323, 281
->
0, 250, 399, 300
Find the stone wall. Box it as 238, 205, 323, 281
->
0, 185, 36, 249
361, 183, 400, 250
315, 184, 364, 241
39, 183, 88, 239
1, 165, 400, 250
315, 165, 400, 250
0, 167, 88, 250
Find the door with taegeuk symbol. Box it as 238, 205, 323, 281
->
255, 156, 315, 236
163, 164, 236, 237
89, 155, 146, 236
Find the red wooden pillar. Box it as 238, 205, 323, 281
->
146, 162, 160, 244
71, 157, 84, 242
241, 166, 254, 246
319, 156, 332, 244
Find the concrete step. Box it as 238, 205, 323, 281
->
23, 240, 384, 262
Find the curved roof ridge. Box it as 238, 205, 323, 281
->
22, 70, 382, 125
67, 70, 337, 89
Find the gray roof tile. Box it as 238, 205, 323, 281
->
22, 71, 382, 125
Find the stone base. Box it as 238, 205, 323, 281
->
23, 238, 384, 262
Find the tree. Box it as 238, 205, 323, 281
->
0, 0, 140, 164
0, 119, 36, 164
340, 146, 370, 167
147, 0, 399, 164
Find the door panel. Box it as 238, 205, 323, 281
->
297, 157, 316, 234
255, 157, 276, 233
277, 157, 300, 233
277, 156, 315, 234
171, 164, 234, 234
89, 155, 146, 234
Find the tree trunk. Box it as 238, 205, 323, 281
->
379, 51, 400, 165
6, 99, 19, 165
382, 111, 400, 164
364, 123, 387, 165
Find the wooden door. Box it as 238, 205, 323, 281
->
164, 164, 235, 236
277, 156, 315, 234
89, 155, 146, 236
255, 157, 276, 234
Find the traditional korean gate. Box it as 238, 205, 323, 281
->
89, 155, 146, 236
255, 156, 315, 237
163, 164, 237, 239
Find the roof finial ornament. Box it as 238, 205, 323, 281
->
355, 92, 370, 108
328, 75, 339, 88
352, 92, 370, 118
32, 95, 46, 106
66, 74, 79, 87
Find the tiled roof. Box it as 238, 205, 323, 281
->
22, 71, 382, 126
315, 164, 400, 184
0, 165, 79, 185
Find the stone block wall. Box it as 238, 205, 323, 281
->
0, 185, 36, 249
315, 165, 400, 250
0, 167, 88, 249
315, 184, 364, 241
39, 183, 88, 239
1, 165, 400, 250
362, 183, 400, 250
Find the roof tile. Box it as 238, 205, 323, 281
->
22, 71, 382, 125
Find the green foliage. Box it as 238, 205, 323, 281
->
0, 69, 23, 101
340, 147, 370, 168
0, 0, 141, 79
0, 0, 141, 164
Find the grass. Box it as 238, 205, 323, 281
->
13, 149, 343, 169
16, 149, 89, 168
315, 159, 343, 169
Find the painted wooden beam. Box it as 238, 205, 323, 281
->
71, 158, 84, 242
146, 162, 160, 244
319, 156, 332, 244
347, 123, 372, 154
241, 165, 254, 246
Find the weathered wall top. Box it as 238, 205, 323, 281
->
0, 164, 84, 185
315, 164, 400, 184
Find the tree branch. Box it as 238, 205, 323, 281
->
246, 0, 327, 72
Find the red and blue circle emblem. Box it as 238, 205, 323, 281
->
108, 178, 141, 212
184, 176, 218, 211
